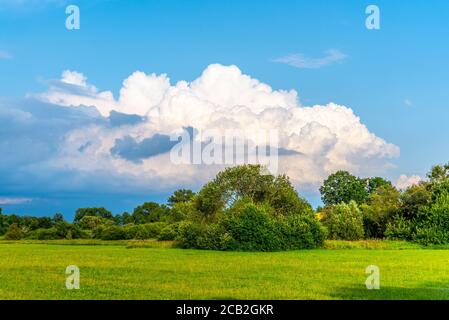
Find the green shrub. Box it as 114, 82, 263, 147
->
361, 185, 400, 238
385, 216, 413, 240
324, 201, 364, 240
157, 223, 180, 241
278, 213, 327, 249
219, 203, 281, 251
54, 221, 88, 239
34, 228, 60, 240
99, 225, 126, 240
411, 191, 449, 245
4, 223, 24, 240
143, 222, 167, 238
177, 202, 326, 251
121, 222, 167, 240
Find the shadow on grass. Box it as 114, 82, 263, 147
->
330, 284, 449, 300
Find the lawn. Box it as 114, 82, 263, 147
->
1, 240, 449, 300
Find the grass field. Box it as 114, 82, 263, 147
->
1, 240, 449, 300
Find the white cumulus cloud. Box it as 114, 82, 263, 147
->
34, 64, 399, 191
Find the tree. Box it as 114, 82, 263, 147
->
399, 183, 432, 219
324, 201, 364, 240
361, 185, 400, 238
320, 171, 368, 205
194, 165, 312, 219
0, 208, 6, 236
132, 202, 170, 224
412, 190, 449, 245
168, 189, 195, 207
427, 162, 449, 183
4, 223, 24, 240
364, 177, 392, 195
52, 213, 64, 224
74, 207, 113, 222
116, 212, 133, 225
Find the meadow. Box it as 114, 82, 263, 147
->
1, 240, 449, 300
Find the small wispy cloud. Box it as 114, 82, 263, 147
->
404, 99, 413, 107
0, 50, 12, 60
273, 49, 347, 69
0, 197, 32, 205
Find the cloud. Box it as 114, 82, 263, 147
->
0, 197, 32, 205
111, 133, 179, 164
30, 64, 398, 192
395, 174, 422, 190
404, 99, 413, 107
0, 50, 12, 60
273, 49, 347, 69
34, 70, 116, 117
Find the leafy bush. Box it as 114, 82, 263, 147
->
219, 203, 281, 251
386, 182, 449, 245
4, 223, 24, 240
410, 191, 449, 245
31, 228, 59, 240
122, 222, 167, 240
157, 223, 180, 241
177, 202, 326, 251
361, 185, 400, 238
54, 221, 88, 239
324, 201, 364, 240
385, 216, 413, 241
278, 213, 327, 249
99, 225, 126, 240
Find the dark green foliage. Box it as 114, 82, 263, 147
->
52, 213, 64, 224
54, 221, 88, 239
361, 185, 400, 238
194, 165, 311, 219
219, 203, 281, 251
131, 202, 171, 224
364, 177, 392, 195
385, 216, 413, 240
157, 223, 181, 241
177, 202, 326, 251
427, 162, 449, 183
123, 222, 167, 240
278, 213, 327, 249
322, 201, 364, 240
410, 191, 449, 245
385, 163, 449, 245
168, 189, 195, 207
0, 208, 6, 236
175, 165, 325, 251
74, 207, 113, 222
99, 225, 126, 240
6, 162, 449, 248
4, 223, 24, 240
399, 183, 432, 219
320, 171, 368, 205
33, 228, 60, 240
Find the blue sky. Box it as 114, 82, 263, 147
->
1, 0, 448, 219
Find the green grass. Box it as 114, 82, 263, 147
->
1, 240, 449, 300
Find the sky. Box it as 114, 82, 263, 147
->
0, 0, 448, 219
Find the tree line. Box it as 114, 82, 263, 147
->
1, 162, 448, 249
